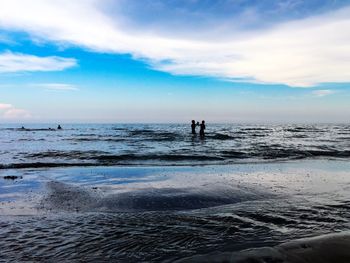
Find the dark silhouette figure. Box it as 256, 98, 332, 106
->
191, 120, 197, 134
21, 126, 25, 130
57, 125, 62, 130
200, 120, 206, 139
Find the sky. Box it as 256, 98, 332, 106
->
0, 0, 350, 123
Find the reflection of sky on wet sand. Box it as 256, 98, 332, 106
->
1, 160, 350, 261
0, 173, 43, 200
1, 160, 350, 215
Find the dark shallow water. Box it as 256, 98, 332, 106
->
1, 123, 350, 168
2, 201, 349, 262
1, 161, 350, 262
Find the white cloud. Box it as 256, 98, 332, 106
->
0, 103, 12, 110
2, 108, 31, 119
312, 89, 337, 97
33, 83, 79, 91
0, 51, 77, 73
0, 102, 31, 119
0, 0, 349, 87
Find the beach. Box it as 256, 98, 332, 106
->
2, 0, 349, 261
1, 159, 350, 262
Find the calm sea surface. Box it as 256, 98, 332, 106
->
1, 123, 350, 168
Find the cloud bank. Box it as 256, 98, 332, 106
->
0, 103, 31, 119
0, 51, 77, 73
0, 103, 12, 110
0, 0, 349, 87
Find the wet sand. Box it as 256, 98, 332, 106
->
1, 160, 350, 262
178, 232, 350, 263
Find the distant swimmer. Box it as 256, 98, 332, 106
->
199, 120, 206, 139
57, 125, 62, 130
191, 120, 197, 134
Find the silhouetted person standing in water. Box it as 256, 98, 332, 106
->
200, 120, 206, 139
57, 125, 62, 130
191, 120, 197, 134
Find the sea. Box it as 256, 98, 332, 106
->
1, 123, 350, 262
1, 123, 350, 168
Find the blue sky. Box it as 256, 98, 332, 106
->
0, 0, 349, 123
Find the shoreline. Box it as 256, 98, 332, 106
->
1, 157, 350, 170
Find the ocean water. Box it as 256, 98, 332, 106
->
1, 124, 350, 262
1, 123, 350, 168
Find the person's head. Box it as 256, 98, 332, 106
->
192, 120, 195, 124
202, 120, 205, 124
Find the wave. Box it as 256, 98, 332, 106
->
2, 149, 350, 169
209, 133, 240, 140
0, 162, 97, 169
284, 127, 326, 133
128, 129, 156, 136
2, 128, 59, 131
25, 150, 109, 159
66, 137, 126, 142
241, 127, 272, 131
221, 150, 249, 158
18, 138, 46, 142
94, 154, 225, 163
